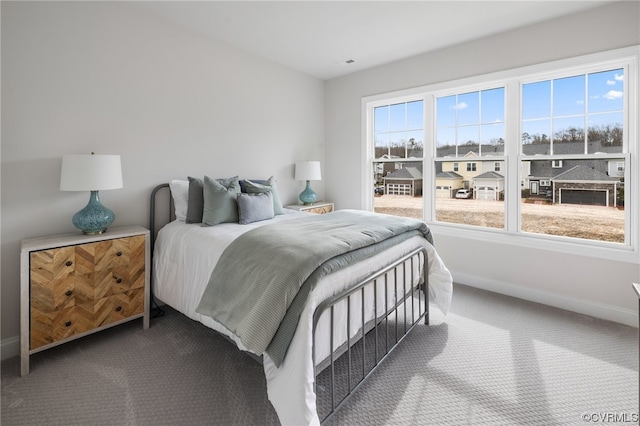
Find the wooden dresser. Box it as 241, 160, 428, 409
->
20, 225, 150, 376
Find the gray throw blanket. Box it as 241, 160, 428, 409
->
196, 209, 433, 366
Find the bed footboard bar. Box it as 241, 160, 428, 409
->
312, 246, 429, 424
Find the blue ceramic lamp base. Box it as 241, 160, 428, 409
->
72, 190, 115, 235
299, 181, 317, 205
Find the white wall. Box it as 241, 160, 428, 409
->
1, 2, 325, 354
325, 2, 640, 325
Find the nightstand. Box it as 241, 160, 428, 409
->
20, 225, 150, 376
285, 202, 334, 214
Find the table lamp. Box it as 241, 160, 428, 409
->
295, 161, 321, 205
60, 153, 123, 234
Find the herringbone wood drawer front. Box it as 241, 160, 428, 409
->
21, 226, 150, 375
20, 226, 150, 376
306, 205, 333, 214
29, 235, 146, 349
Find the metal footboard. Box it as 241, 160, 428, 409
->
312, 246, 429, 424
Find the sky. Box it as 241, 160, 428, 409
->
374, 67, 624, 156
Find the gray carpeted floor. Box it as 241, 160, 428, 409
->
2, 283, 637, 425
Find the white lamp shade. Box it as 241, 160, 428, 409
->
60, 154, 123, 191
295, 161, 322, 181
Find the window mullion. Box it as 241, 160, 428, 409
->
423, 94, 435, 222
506, 80, 521, 233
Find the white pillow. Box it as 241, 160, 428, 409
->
169, 180, 189, 222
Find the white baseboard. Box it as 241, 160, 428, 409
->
451, 270, 638, 328
1, 335, 19, 361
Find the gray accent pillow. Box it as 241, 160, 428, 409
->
186, 176, 204, 224
244, 176, 284, 215
239, 179, 266, 193
237, 192, 274, 225
202, 175, 241, 226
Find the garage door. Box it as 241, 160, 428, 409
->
386, 184, 412, 196
476, 186, 496, 200
559, 189, 607, 206
436, 186, 452, 198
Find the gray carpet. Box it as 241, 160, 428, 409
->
2, 284, 637, 425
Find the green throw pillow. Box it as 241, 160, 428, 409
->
202, 175, 241, 226
244, 176, 284, 215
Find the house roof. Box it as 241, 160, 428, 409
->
383, 166, 422, 180
435, 140, 621, 158
436, 171, 463, 179
522, 140, 622, 155
552, 165, 618, 182
474, 171, 504, 180
436, 144, 504, 158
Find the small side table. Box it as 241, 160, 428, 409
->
20, 225, 150, 376
285, 202, 334, 215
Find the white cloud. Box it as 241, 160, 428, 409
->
603, 90, 623, 100
606, 79, 616, 85
615, 73, 624, 81
454, 102, 468, 110
576, 100, 584, 105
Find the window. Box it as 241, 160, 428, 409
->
365, 47, 637, 249
435, 86, 505, 229
371, 100, 424, 219
521, 67, 626, 242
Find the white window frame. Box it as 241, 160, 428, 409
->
467, 162, 477, 172
362, 46, 638, 262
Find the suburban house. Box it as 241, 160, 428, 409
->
435, 171, 464, 199
382, 164, 423, 196
382, 139, 624, 206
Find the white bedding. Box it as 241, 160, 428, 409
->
153, 211, 453, 425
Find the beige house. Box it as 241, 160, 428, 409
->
435, 171, 463, 198
441, 152, 504, 189
440, 152, 505, 196
473, 171, 505, 200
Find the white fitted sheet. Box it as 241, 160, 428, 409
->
153, 212, 453, 425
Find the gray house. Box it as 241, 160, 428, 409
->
382, 166, 423, 196
551, 165, 620, 206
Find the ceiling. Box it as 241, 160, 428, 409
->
132, 1, 616, 80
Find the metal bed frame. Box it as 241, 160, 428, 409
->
149, 183, 430, 424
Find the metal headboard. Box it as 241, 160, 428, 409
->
149, 183, 173, 318
149, 183, 173, 257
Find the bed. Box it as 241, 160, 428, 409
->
150, 178, 453, 425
